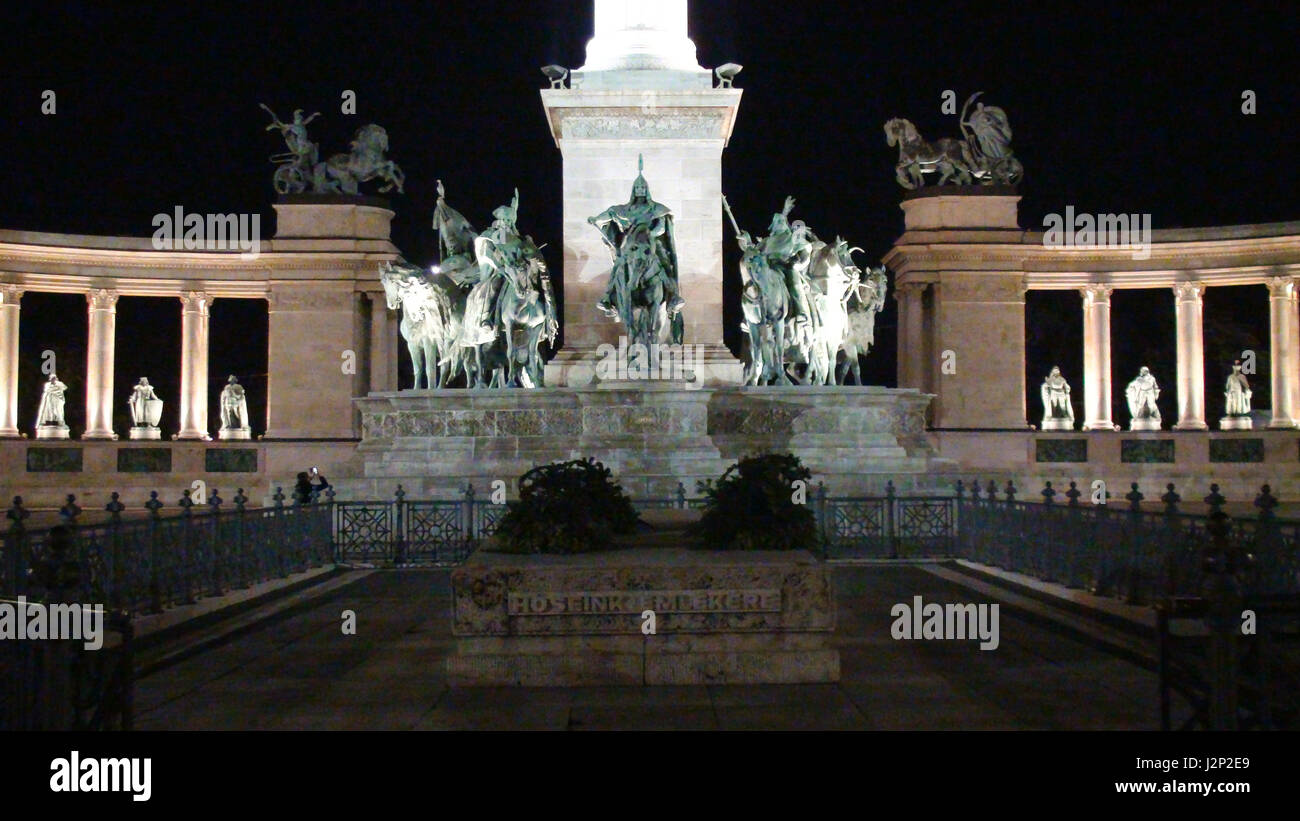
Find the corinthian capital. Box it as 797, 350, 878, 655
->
87, 288, 119, 311
1079, 283, 1113, 306
1172, 281, 1205, 302
181, 291, 214, 315
0, 284, 23, 306
1267, 276, 1297, 300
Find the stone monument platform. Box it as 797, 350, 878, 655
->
348, 383, 947, 498
448, 543, 837, 686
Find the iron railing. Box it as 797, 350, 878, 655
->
0, 486, 334, 731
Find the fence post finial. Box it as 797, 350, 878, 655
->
955, 479, 965, 499
1125, 482, 1143, 512
1041, 481, 1056, 505
59, 493, 82, 523
1255, 484, 1278, 522
1161, 483, 1180, 516
1203, 483, 1226, 516
1065, 481, 1081, 507
234, 488, 248, 512
106, 491, 125, 523
1004, 480, 1016, 503
146, 491, 163, 519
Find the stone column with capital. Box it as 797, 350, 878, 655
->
1080, 284, 1115, 431
0, 285, 22, 438
541, 0, 745, 386
1267, 276, 1299, 429
1173, 281, 1208, 430
177, 291, 213, 440
83, 289, 119, 440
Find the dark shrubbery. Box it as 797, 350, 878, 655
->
493, 458, 640, 554
692, 453, 818, 551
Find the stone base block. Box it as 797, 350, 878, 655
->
219, 428, 253, 440
129, 427, 161, 440
1039, 418, 1075, 431
448, 547, 838, 686
1220, 416, 1253, 430
353, 383, 937, 497
1129, 418, 1162, 431
35, 425, 70, 440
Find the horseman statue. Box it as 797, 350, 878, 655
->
886, 92, 1023, 189
589, 156, 685, 347
725, 195, 889, 386
261, 104, 405, 195
379, 181, 556, 390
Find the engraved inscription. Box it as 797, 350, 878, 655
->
507, 589, 782, 616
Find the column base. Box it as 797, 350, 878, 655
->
219, 427, 252, 440
82, 431, 119, 441
1219, 416, 1253, 430
1082, 420, 1119, 432
129, 426, 162, 440
1129, 417, 1163, 431
176, 432, 213, 441
1040, 418, 1075, 431
1268, 418, 1298, 429
35, 425, 70, 440
1174, 420, 1209, 431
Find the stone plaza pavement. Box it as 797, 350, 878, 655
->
133, 565, 1165, 730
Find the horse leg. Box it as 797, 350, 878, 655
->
408, 341, 425, 390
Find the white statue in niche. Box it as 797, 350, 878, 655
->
1125, 366, 1161, 430
128, 377, 163, 440
1221, 359, 1252, 430
35, 373, 70, 439
219, 375, 252, 440
1039, 366, 1074, 430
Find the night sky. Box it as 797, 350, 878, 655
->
2, 0, 1296, 432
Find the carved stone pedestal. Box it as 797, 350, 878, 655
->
35, 424, 70, 440
219, 427, 252, 441
129, 426, 161, 441
1040, 419, 1075, 431
1219, 415, 1253, 430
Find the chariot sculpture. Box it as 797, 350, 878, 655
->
886, 92, 1023, 189
261, 104, 405, 196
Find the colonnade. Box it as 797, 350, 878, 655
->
1077, 278, 1298, 430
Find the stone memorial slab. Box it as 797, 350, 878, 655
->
1035, 438, 1087, 463
117, 448, 173, 473
1120, 439, 1175, 463
449, 547, 838, 686
205, 448, 258, 473
1209, 438, 1264, 463
26, 447, 83, 473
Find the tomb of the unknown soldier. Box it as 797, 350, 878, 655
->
2, 0, 1298, 762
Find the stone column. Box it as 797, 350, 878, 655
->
1267, 276, 1299, 429
368, 294, 395, 394
0, 286, 21, 437
177, 291, 213, 440
1173, 282, 1208, 430
83, 289, 119, 440
894, 281, 927, 390
1080, 285, 1114, 431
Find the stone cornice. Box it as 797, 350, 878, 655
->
0, 242, 400, 299
886, 229, 1300, 288
540, 88, 743, 147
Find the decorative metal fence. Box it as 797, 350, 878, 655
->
813, 482, 957, 559
0, 486, 334, 731
953, 480, 1300, 604
331, 484, 503, 565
